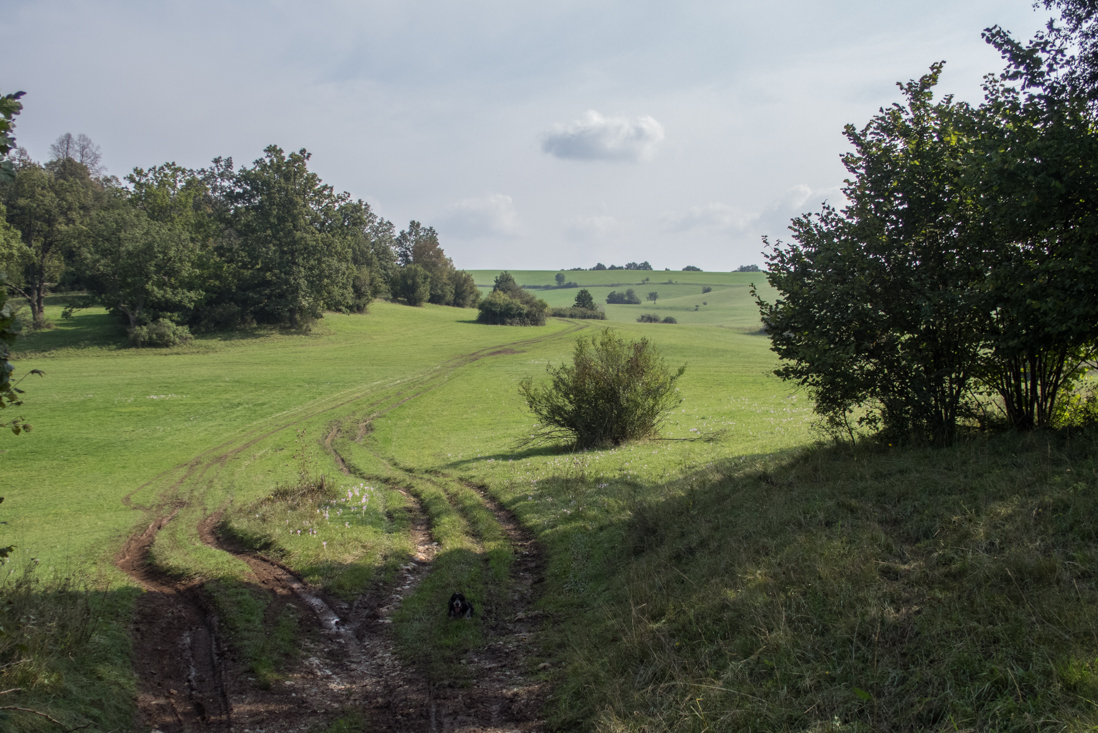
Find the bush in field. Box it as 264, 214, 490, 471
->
519, 329, 685, 449
662, 316, 677, 324
573, 289, 596, 310
129, 318, 193, 347
606, 289, 641, 305
637, 313, 660, 323
549, 306, 606, 320
478, 291, 548, 325
477, 271, 548, 325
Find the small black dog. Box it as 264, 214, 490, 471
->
448, 592, 475, 619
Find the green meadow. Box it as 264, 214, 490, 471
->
469, 269, 776, 329
4, 275, 1098, 731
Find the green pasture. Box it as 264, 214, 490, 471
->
7, 273, 1095, 732
468, 269, 775, 329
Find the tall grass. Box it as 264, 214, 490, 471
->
0, 561, 135, 731
479, 429, 1098, 731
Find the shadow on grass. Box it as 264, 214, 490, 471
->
0, 563, 138, 732
529, 429, 1098, 731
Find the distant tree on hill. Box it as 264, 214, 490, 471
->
574, 289, 596, 310
735, 264, 761, 272
647, 291, 658, 303
682, 265, 701, 271
592, 262, 607, 270
555, 272, 565, 286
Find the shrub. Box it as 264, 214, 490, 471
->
702, 286, 712, 294
518, 329, 685, 449
477, 290, 548, 326
129, 318, 193, 347
549, 307, 606, 320
606, 289, 641, 305
637, 313, 660, 323
662, 316, 677, 324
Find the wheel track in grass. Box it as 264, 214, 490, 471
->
118, 319, 587, 731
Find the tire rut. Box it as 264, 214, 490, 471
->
118, 322, 580, 731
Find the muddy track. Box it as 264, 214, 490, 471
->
118, 322, 583, 731
119, 510, 233, 733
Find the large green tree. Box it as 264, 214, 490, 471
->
79, 199, 203, 330
227, 146, 359, 327
0, 156, 104, 328
970, 38, 1098, 428
758, 66, 989, 443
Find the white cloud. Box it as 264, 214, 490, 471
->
563, 214, 618, 241
438, 193, 522, 238
663, 203, 753, 234
664, 185, 843, 240
541, 110, 665, 162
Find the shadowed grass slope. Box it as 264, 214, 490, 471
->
475, 429, 1098, 731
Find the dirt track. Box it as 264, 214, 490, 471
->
116, 324, 587, 731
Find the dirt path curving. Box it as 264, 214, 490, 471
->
117, 324, 580, 731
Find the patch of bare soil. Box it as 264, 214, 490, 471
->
121, 486, 547, 733
119, 510, 231, 733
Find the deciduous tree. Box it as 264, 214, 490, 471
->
757, 65, 988, 443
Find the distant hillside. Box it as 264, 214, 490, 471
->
468, 269, 775, 330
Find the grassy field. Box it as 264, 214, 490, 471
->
3, 277, 1098, 731
468, 269, 776, 329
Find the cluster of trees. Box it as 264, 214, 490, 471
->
605, 289, 642, 305
477, 271, 548, 326
389, 221, 479, 309
757, 6, 1098, 443
590, 261, 653, 271
549, 288, 607, 320
0, 140, 477, 344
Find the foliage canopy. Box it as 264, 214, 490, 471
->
757, 61, 1098, 443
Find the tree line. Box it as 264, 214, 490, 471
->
757, 1, 1098, 442
0, 140, 478, 345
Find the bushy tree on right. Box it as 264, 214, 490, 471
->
757, 50, 1098, 443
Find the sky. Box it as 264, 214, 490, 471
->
1, 1, 1054, 272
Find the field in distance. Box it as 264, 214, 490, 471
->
467, 269, 775, 329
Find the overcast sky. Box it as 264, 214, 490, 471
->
2, 1, 1052, 271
